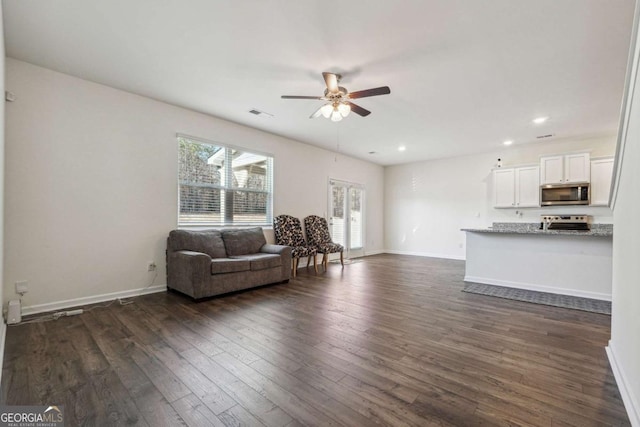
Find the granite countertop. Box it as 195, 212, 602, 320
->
461, 222, 613, 237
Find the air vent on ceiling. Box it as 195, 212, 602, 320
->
248, 109, 273, 118
536, 134, 555, 139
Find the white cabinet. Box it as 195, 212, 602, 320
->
590, 158, 614, 206
540, 153, 590, 184
494, 169, 515, 208
565, 153, 591, 183
494, 166, 540, 208
540, 156, 564, 184
516, 167, 540, 207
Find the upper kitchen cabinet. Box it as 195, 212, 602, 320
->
494, 168, 515, 208
590, 157, 614, 206
494, 166, 540, 208
565, 153, 591, 182
540, 155, 564, 184
540, 153, 590, 184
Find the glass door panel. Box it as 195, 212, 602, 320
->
329, 179, 365, 258
349, 187, 363, 250
330, 185, 346, 247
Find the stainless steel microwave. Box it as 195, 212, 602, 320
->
540, 183, 590, 206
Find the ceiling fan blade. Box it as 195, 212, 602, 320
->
281, 95, 323, 99
347, 86, 391, 99
346, 101, 371, 117
310, 106, 324, 118
322, 72, 339, 93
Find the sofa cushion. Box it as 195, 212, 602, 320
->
231, 253, 281, 271
210, 258, 251, 275
168, 229, 227, 259
221, 227, 266, 256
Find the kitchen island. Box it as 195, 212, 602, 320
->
462, 223, 613, 301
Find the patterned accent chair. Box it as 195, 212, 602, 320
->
273, 215, 318, 277
304, 215, 344, 270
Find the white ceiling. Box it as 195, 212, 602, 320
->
2, 0, 635, 165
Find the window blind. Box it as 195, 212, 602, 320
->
178, 136, 273, 227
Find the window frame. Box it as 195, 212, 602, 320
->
177, 133, 274, 228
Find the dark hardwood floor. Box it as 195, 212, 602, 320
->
1, 254, 630, 426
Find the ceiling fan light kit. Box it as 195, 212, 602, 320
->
321, 101, 351, 122
320, 103, 333, 118
282, 72, 390, 121
337, 103, 350, 117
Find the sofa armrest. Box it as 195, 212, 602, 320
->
167, 250, 211, 295
260, 244, 291, 255
260, 244, 292, 281
174, 250, 211, 259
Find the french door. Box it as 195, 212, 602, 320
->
329, 179, 365, 259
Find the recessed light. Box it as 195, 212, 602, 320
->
532, 116, 549, 124
503, 140, 513, 146
398, 146, 406, 152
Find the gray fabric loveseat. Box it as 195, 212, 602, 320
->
167, 227, 291, 299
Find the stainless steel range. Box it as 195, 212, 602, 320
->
540, 215, 591, 231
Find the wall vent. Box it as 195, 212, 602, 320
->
249, 109, 273, 118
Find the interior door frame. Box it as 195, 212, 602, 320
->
328, 178, 366, 259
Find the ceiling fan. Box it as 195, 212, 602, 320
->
281, 72, 391, 122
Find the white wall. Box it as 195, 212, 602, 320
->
608, 2, 640, 424
3, 58, 384, 313
0, 1, 7, 368
385, 136, 616, 260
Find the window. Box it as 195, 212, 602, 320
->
178, 135, 273, 227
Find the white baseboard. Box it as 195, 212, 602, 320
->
606, 342, 640, 427
0, 322, 6, 386
463, 275, 612, 301
384, 249, 465, 261
364, 250, 385, 256
300, 250, 385, 264
20, 285, 167, 317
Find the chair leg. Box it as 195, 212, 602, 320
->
340, 251, 344, 266
323, 253, 328, 271
313, 254, 318, 273
306, 256, 311, 268
292, 257, 298, 278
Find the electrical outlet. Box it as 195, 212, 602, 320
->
15, 281, 28, 295
148, 262, 157, 272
